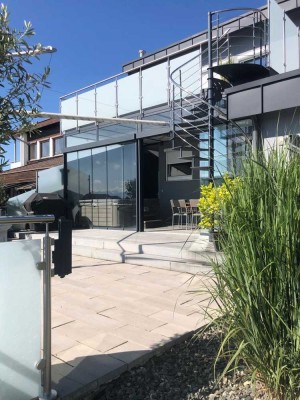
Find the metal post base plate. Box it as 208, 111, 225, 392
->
39, 389, 58, 400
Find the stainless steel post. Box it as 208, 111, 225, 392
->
41, 222, 57, 400
208, 11, 215, 184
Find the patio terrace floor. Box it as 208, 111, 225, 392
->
51, 255, 213, 399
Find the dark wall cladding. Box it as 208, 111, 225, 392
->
66, 142, 137, 230
227, 71, 300, 120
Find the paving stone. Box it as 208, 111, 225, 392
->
81, 332, 128, 353
99, 308, 167, 332
52, 311, 75, 328
112, 324, 169, 349
54, 320, 101, 342
56, 344, 126, 380
149, 309, 201, 330
106, 340, 150, 366
52, 332, 78, 355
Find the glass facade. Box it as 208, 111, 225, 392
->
199, 120, 252, 185
67, 142, 136, 230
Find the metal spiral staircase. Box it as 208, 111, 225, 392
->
169, 8, 269, 183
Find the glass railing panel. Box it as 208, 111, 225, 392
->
285, 15, 299, 72
78, 89, 96, 127
269, 0, 285, 73
0, 239, 42, 400
118, 73, 140, 116
96, 81, 117, 118
142, 61, 168, 108
170, 50, 201, 98
61, 96, 77, 132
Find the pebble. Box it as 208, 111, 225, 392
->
85, 328, 272, 400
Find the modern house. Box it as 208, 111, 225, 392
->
1, 118, 64, 198
58, 0, 300, 232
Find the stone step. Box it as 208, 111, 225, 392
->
72, 244, 212, 274
71, 235, 216, 264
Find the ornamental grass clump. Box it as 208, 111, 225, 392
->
210, 149, 300, 400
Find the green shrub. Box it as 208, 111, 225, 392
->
198, 175, 240, 229
209, 149, 300, 400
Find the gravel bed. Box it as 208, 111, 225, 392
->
87, 328, 272, 400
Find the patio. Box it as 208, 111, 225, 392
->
51, 255, 213, 399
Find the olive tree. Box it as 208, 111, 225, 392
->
0, 3, 50, 165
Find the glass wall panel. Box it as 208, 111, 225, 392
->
123, 143, 136, 228
78, 150, 92, 227
66, 152, 80, 224
37, 165, 64, 196
107, 145, 122, 228
92, 147, 107, 227
66, 142, 137, 230
66, 126, 97, 148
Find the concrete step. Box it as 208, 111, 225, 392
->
26, 229, 217, 274
72, 244, 212, 274
71, 233, 216, 264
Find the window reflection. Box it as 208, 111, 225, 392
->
66, 142, 136, 230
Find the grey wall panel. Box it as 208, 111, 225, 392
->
158, 143, 200, 221
263, 77, 300, 112
228, 87, 262, 120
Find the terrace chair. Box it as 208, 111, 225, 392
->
178, 199, 192, 229
189, 199, 201, 228
170, 199, 182, 229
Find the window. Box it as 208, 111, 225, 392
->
168, 162, 192, 178
53, 137, 64, 155
29, 143, 37, 160
40, 140, 50, 158
166, 150, 193, 181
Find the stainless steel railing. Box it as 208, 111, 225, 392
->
0, 214, 57, 400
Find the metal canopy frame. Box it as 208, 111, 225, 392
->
26, 111, 170, 127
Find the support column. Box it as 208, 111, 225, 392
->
136, 138, 144, 232
208, 12, 215, 184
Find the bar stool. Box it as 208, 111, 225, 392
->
170, 199, 182, 229
189, 199, 201, 228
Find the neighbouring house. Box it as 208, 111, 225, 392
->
56, 0, 300, 231
1, 119, 64, 198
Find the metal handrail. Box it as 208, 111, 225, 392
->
0, 214, 55, 225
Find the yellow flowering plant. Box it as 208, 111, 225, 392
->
198, 174, 240, 229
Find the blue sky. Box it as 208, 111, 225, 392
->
4, 0, 265, 163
